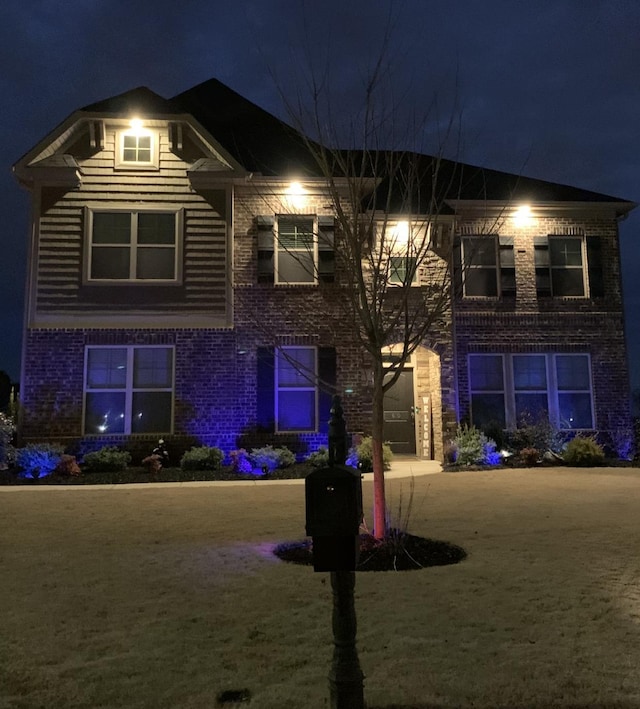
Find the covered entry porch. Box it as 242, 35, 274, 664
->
382, 344, 444, 461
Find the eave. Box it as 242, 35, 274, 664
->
445, 199, 638, 220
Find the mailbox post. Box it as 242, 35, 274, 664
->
305, 396, 365, 709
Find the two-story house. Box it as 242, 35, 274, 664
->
13, 78, 635, 462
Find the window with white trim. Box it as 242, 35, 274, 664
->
389, 256, 418, 285
469, 354, 506, 427
275, 347, 317, 431
87, 209, 180, 282
469, 353, 594, 430
555, 354, 594, 428
116, 129, 159, 169
257, 215, 335, 285
84, 346, 174, 435
513, 354, 549, 421
535, 235, 592, 297
461, 235, 515, 298
275, 216, 316, 284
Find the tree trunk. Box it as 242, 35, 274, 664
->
371, 361, 387, 539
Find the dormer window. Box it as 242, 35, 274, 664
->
116, 127, 159, 169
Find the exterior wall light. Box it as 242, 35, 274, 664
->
390, 220, 410, 252
513, 204, 533, 227
128, 118, 145, 136
286, 181, 307, 209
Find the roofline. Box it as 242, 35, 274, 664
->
446, 199, 637, 218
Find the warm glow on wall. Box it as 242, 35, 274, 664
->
390, 220, 410, 252
513, 204, 533, 227
128, 117, 145, 136
286, 181, 307, 209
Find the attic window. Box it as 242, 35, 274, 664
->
116, 128, 159, 169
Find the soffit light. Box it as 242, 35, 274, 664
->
513, 204, 533, 227
389, 220, 410, 253
127, 117, 146, 136
286, 181, 307, 209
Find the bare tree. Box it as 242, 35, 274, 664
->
242, 23, 490, 537
263, 64, 468, 537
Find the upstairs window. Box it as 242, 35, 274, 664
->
116, 128, 159, 169
84, 346, 174, 435
389, 256, 418, 285
87, 209, 180, 283
535, 235, 603, 298
257, 215, 335, 285
458, 235, 515, 298
276, 217, 315, 284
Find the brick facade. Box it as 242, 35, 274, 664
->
14, 81, 635, 463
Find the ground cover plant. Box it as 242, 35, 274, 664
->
2, 467, 640, 708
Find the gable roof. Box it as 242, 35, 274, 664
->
14, 78, 636, 215
80, 86, 182, 117
171, 78, 320, 177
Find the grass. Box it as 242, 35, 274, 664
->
2, 466, 640, 708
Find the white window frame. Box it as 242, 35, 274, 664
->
552, 353, 595, 429
274, 216, 318, 285
388, 255, 418, 285
275, 346, 318, 432
548, 236, 587, 297
469, 353, 594, 430
83, 345, 175, 435
468, 354, 506, 427
511, 353, 550, 423
86, 206, 182, 284
462, 235, 499, 298
115, 128, 160, 170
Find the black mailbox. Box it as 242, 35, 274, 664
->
305, 464, 363, 572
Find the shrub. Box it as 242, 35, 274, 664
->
249, 445, 296, 471
180, 446, 224, 471
562, 436, 605, 467
55, 454, 81, 476
142, 454, 163, 475
347, 436, 393, 473
508, 411, 564, 454
306, 446, 330, 468
482, 420, 506, 451
519, 447, 540, 466
15, 443, 64, 479
0, 412, 15, 470
229, 449, 253, 474
83, 446, 131, 472
453, 425, 499, 466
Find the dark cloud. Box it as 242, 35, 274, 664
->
2, 0, 640, 383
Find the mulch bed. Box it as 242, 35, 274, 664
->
274, 530, 467, 572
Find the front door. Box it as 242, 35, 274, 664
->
383, 369, 416, 454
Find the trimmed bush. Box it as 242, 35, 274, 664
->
229, 449, 253, 474
180, 446, 224, 471
306, 446, 330, 468
0, 412, 15, 470
562, 436, 605, 467
453, 425, 499, 466
508, 412, 564, 454
519, 447, 540, 466
15, 443, 64, 479
83, 446, 131, 472
249, 445, 296, 471
347, 436, 393, 473
55, 454, 81, 476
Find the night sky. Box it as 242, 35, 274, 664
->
2, 1, 639, 389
